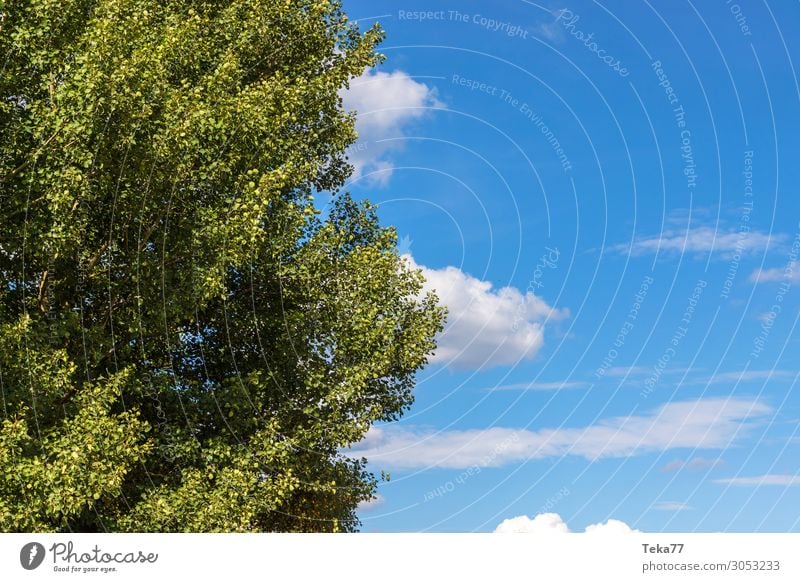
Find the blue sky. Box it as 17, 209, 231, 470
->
335, 0, 800, 532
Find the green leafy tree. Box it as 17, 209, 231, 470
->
0, 0, 443, 532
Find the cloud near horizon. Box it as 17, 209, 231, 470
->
494, 512, 637, 533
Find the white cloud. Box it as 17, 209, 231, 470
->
340, 69, 442, 186
652, 501, 691, 511
603, 366, 652, 377
356, 494, 385, 512
406, 255, 568, 370
610, 227, 781, 259
494, 512, 569, 533
584, 518, 638, 534
494, 512, 637, 533
715, 474, 800, 486
535, 19, 566, 43
749, 262, 800, 283
603, 366, 694, 378
757, 312, 774, 324
660, 457, 723, 473
705, 370, 796, 384
348, 398, 770, 470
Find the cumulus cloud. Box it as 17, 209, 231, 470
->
610, 227, 781, 259
494, 512, 569, 533
584, 519, 638, 534
715, 474, 800, 486
406, 255, 568, 370
340, 69, 442, 186
494, 512, 637, 533
348, 398, 770, 470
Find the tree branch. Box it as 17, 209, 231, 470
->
36, 270, 50, 313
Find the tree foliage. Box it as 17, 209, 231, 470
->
0, 0, 444, 532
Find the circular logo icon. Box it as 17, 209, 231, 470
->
20, 542, 46, 570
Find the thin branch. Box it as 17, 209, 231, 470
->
85, 240, 110, 273
36, 270, 50, 313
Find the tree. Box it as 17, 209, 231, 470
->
0, 0, 444, 532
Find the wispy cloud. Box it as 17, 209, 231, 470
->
488, 380, 590, 392
603, 366, 694, 378
716, 474, 800, 486
602, 366, 652, 377
349, 398, 770, 470
534, 21, 565, 43
534, 9, 567, 44
405, 255, 568, 371
609, 227, 781, 259
704, 370, 796, 384
660, 457, 723, 473
652, 501, 692, 511
749, 262, 800, 284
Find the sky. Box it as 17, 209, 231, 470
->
333, 0, 800, 533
